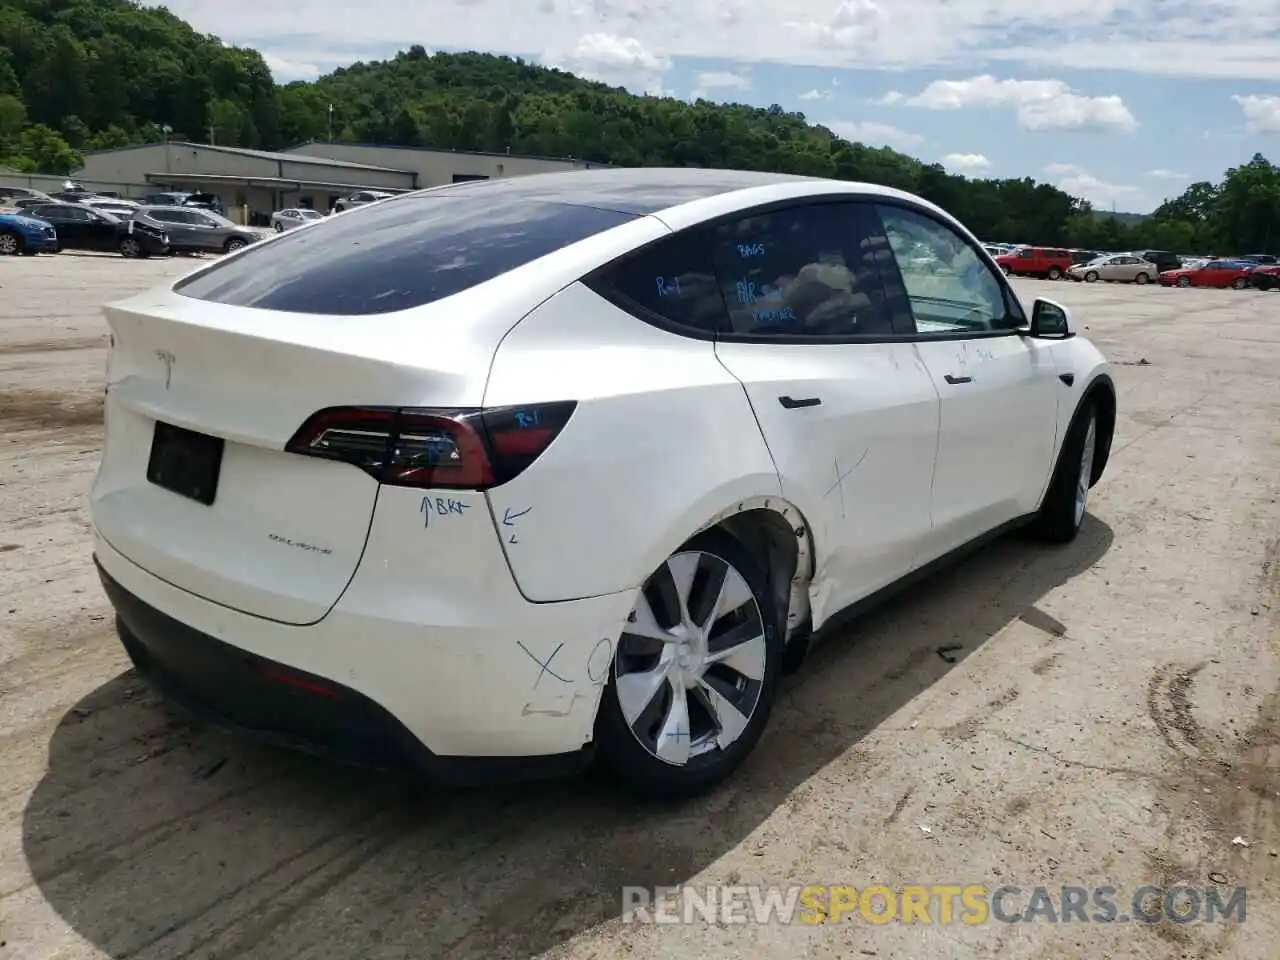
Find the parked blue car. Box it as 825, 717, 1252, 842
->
0, 211, 59, 256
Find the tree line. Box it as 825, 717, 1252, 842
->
1, 0, 1276, 254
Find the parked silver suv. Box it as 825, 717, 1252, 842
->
134, 205, 260, 255
332, 190, 394, 213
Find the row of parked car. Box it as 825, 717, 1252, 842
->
0, 184, 327, 259
981, 243, 1280, 290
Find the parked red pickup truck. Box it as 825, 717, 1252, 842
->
993, 246, 1074, 280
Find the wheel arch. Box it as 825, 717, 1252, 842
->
646, 494, 819, 671
1082, 372, 1116, 485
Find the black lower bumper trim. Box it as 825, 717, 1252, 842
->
95, 557, 589, 785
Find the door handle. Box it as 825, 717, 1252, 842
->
943, 374, 973, 385
779, 395, 821, 409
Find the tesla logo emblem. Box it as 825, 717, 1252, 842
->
154, 350, 175, 389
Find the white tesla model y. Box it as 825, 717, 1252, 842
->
90, 168, 1114, 797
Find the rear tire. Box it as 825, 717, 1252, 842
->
1232, 277, 1248, 289
224, 237, 247, 253
594, 528, 783, 798
1029, 401, 1097, 545
1047, 266, 1062, 280
274, 222, 284, 232
1134, 272, 1149, 284
118, 236, 142, 258
1084, 271, 1099, 282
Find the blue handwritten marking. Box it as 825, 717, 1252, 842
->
513, 410, 539, 429
419, 495, 470, 527
517, 640, 570, 687
735, 280, 757, 305
654, 276, 681, 298
738, 242, 765, 258
502, 506, 532, 525
752, 306, 796, 324
501, 505, 532, 544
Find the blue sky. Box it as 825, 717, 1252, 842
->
158, 0, 1280, 214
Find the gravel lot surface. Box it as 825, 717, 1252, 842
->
1, 253, 1276, 959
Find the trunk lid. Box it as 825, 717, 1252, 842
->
91, 288, 500, 624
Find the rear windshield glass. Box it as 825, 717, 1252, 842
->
174, 192, 638, 315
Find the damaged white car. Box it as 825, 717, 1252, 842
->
90, 168, 1115, 798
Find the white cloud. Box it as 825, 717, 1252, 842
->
1147, 168, 1188, 180
1046, 164, 1145, 209
941, 152, 991, 172
799, 88, 831, 101
787, 0, 885, 55
154, 0, 1280, 84
883, 75, 1136, 132
690, 70, 751, 101
545, 32, 672, 94
1232, 94, 1280, 132
989, 38, 1280, 81
820, 120, 924, 150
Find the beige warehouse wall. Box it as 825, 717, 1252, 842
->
285, 142, 598, 186
76, 145, 415, 194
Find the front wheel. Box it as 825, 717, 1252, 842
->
0, 230, 21, 256
1029, 401, 1097, 544
594, 528, 782, 798
1047, 266, 1062, 280
118, 236, 142, 258
1232, 277, 1248, 289
1177, 276, 1192, 287
274, 222, 284, 233
1084, 271, 1099, 283
224, 238, 247, 253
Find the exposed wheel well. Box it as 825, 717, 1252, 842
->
698, 504, 815, 673
1084, 377, 1116, 486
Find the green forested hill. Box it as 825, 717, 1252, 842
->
1, 0, 1276, 252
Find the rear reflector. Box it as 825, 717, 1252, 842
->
284, 402, 576, 490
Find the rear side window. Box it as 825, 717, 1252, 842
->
174, 194, 637, 316
706, 202, 897, 338
590, 229, 727, 333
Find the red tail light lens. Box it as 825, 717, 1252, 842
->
284, 402, 576, 489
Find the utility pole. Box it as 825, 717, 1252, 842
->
328, 104, 334, 142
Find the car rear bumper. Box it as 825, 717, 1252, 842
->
93, 531, 637, 782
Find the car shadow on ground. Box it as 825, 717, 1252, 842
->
23, 516, 1112, 959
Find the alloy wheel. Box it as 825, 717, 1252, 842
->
615, 550, 768, 766
0, 233, 18, 255
119, 238, 140, 258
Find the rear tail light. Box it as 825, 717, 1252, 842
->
284, 402, 576, 489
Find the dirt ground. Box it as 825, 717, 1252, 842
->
0, 252, 1277, 960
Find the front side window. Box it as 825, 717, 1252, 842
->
706, 202, 897, 338
875, 204, 1015, 333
